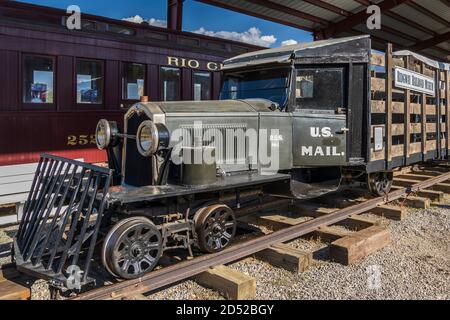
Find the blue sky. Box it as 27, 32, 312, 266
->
17, 0, 312, 47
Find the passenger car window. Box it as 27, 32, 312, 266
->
23, 55, 54, 104
122, 63, 145, 101
161, 67, 181, 101
193, 72, 211, 101
76, 59, 104, 104
295, 68, 344, 112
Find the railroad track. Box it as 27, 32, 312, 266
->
1, 163, 449, 300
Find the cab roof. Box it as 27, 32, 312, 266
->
223, 35, 371, 70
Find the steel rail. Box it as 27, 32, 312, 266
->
73, 170, 450, 300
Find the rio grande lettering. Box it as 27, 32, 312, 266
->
167, 56, 223, 71
301, 127, 345, 157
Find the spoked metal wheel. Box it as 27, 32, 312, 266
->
102, 217, 162, 279
194, 204, 236, 253
368, 171, 393, 197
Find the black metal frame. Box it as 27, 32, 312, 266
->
15, 154, 112, 288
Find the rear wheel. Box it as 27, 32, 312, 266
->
102, 217, 162, 279
194, 204, 236, 253
368, 171, 393, 196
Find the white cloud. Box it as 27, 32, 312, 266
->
193, 27, 277, 47
281, 39, 298, 46
122, 15, 167, 28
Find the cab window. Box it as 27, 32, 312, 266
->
295, 67, 344, 112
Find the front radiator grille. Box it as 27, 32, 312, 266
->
179, 123, 248, 166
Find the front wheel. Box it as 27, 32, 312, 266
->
102, 217, 162, 279
368, 171, 393, 196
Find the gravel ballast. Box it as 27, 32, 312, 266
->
147, 206, 449, 300
0, 206, 448, 300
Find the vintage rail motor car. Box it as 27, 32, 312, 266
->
13, 35, 450, 288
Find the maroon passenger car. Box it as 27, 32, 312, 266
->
0, 1, 261, 166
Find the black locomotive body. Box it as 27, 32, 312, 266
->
13, 36, 450, 288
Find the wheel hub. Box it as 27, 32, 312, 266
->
130, 243, 144, 259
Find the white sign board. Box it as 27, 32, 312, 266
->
394, 67, 435, 96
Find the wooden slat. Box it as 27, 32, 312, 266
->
423, 67, 434, 78
405, 74, 411, 158
409, 142, 422, 154
370, 52, 403, 68
410, 123, 422, 134
426, 140, 437, 151
410, 103, 421, 114
370, 149, 385, 161
371, 77, 385, 92
370, 100, 413, 114
393, 58, 405, 68
392, 102, 405, 114
426, 104, 437, 115
392, 144, 404, 157
426, 123, 437, 133
371, 100, 385, 113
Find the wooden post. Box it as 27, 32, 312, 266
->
404, 56, 410, 161
446, 70, 450, 159
435, 69, 441, 159
385, 43, 393, 167
421, 63, 427, 159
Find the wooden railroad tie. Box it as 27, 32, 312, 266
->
371, 205, 406, 221
329, 226, 391, 265
391, 186, 445, 204
254, 243, 312, 273
194, 265, 256, 300
0, 264, 31, 300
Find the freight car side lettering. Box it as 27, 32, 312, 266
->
67, 134, 96, 146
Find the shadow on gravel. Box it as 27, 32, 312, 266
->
312, 246, 330, 261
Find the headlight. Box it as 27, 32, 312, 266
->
136, 120, 170, 157
95, 119, 118, 150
